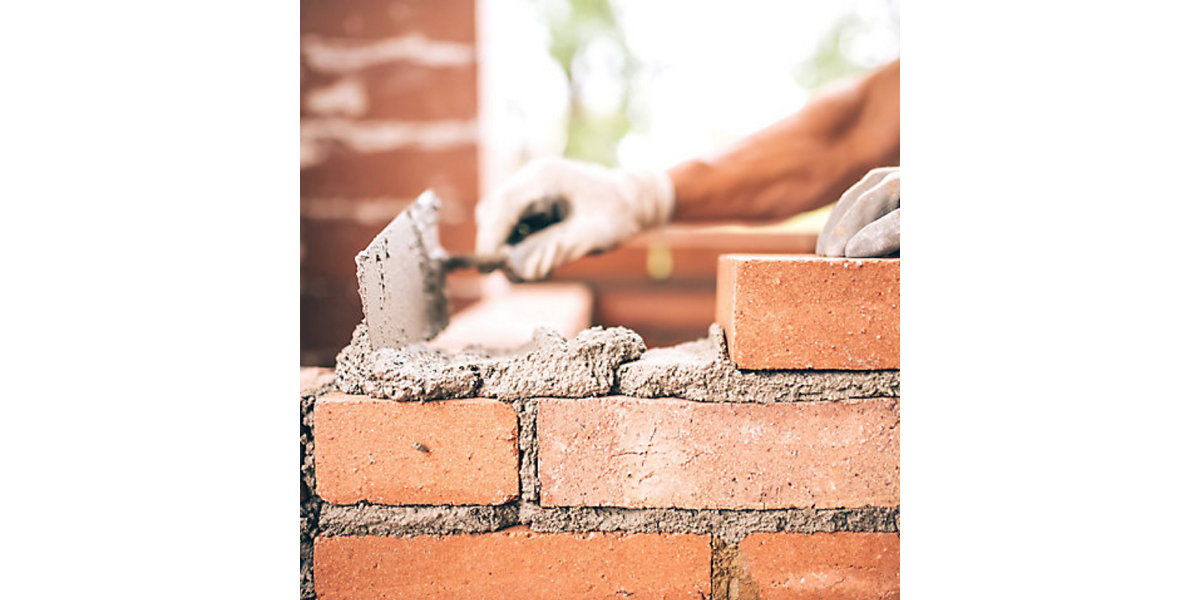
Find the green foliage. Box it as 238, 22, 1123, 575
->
794, 1, 899, 92
536, 0, 637, 166
543, 0, 625, 74
563, 110, 630, 167
532, 0, 896, 166
795, 15, 872, 92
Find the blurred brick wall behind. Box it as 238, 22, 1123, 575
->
300, 0, 479, 365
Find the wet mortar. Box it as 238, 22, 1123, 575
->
618, 324, 899, 402
335, 322, 897, 403
335, 321, 647, 401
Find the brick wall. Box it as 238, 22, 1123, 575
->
300, 254, 900, 598
300, 0, 480, 366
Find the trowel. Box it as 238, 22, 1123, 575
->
353, 189, 563, 350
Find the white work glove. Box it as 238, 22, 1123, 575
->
817, 166, 900, 258
475, 157, 674, 281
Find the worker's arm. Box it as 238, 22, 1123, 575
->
670, 59, 899, 222
475, 60, 900, 280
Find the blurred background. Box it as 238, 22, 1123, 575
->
301, 0, 899, 365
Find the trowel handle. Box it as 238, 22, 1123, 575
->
442, 254, 507, 273
505, 197, 568, 246
443, 197, 567, 277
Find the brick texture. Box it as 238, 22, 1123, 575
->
301, 0, 476, 42
300, 285, 367, 366
314, 529, 710, 599
739, 532, 899, 599
301, 217, 394, 282
538, 396, 899, 510
314, 394, 518, 505
300, 145, 478, 209
716, 254, 899, 370
302, 64, 478, 121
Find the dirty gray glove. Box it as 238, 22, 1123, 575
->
817, 166, 900, 258
475, 157, 674, 281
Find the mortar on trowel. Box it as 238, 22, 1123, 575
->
354, 189, 564, 350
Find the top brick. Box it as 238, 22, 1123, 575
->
301, 0, 475, 42
716, 255, 899, 370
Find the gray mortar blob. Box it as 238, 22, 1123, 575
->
478, 326, 645, 400
335, 322, 647, 401
335, 322, 479, 400
616, 324, 900, 402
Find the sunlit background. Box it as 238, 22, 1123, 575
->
301, 0, 899, 364
482, 0, 898, 187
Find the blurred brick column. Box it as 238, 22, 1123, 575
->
301, 0, 479, 365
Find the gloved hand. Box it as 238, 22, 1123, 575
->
475, 157, 674, 281
817, 166, 900, 258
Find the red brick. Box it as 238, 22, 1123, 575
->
739, 532, 899, 599
538, 397, 899, 510
301, 63, 477, 121
301, 207, 476, 284
300, 278, 364, 366
716, 255, 899, 370
314, 528, 710, 599
300, 144, 478, 212
315, 394, 517, 505
358, 63, 475, 120
301, 0, 475, 43
301, 216, 393, 282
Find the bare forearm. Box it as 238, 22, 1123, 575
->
669, 59, 900, 222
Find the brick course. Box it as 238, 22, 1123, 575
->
302, 64, 477, 121
716, 255, 899, 370
300, 0, 476, 42
300, 144, 478, 210
739, 532, 900, 599
314, 529, 710, 599
314, 394, 518, 505
538, 396, 899, 510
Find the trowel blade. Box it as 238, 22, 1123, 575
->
354, 190, 450, 350
443, 253, 507, 274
